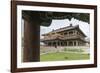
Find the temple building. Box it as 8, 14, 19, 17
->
41, 24, 87, 47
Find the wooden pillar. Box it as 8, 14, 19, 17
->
68, 31, 69, 36
67, 41, 68, 46
47, 42, 50, 46
65, 42, 67, 46
51, 41, 52, 46
60, 41, 61, 46
73, 41, 74, 46
56, 41, 58, 46
76, 40, 78, 46
23, 13, 40, 62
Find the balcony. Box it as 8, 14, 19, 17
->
64, 34, 85, 40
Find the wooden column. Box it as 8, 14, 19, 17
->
76, 40, 78, 46
23, 13, 40, 62
73, 41, 74, 46
56, 41, 58, 47
67, 41, 69, 46
51, 41, 52, 46
59, 41, 61, 46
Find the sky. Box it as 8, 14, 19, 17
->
40, 18, 90, 39
21, 17, 90, 39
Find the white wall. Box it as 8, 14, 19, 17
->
0, 0, 99, 73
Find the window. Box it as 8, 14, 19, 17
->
69, 31, 73, 35
64, 32, 68, 35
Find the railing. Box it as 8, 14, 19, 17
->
42, 34, 85, 40
64, 35, 85, 40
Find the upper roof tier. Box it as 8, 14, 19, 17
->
42, 24, 86, 37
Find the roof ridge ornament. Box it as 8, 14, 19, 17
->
70, 23, 72, 27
